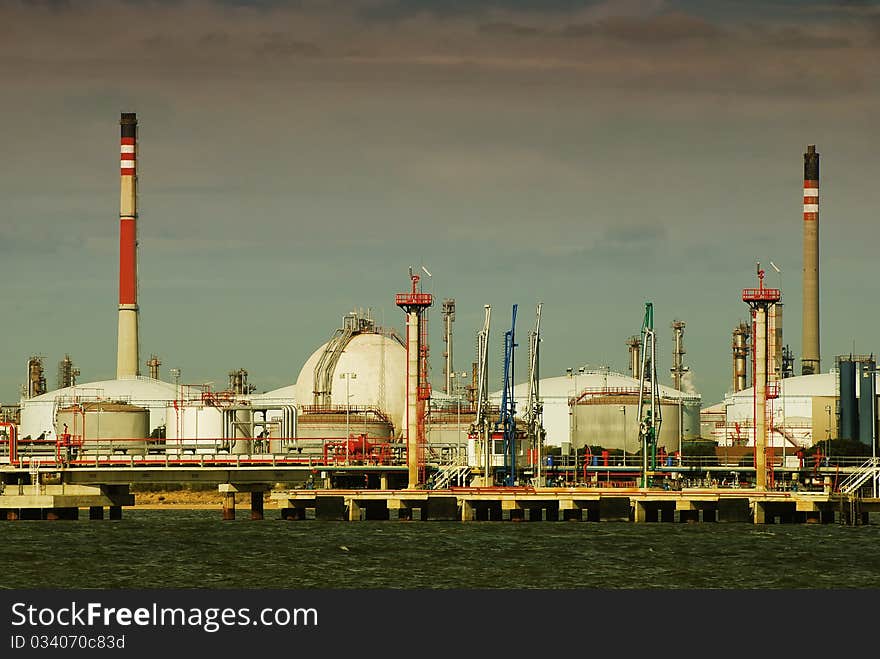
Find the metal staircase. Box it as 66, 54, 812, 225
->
837, 457, 880, 496
430, 454, 471, 489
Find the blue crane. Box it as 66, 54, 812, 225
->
496, 304, 518, 486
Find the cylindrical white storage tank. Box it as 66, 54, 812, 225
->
681, 399, 701, 441
295, 412, 394, 441
426, 416, 477, 447
56, 402, 150, 455
164, 403, 224, 453
572, 395, 682, 453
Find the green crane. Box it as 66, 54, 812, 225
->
637, 302, 662, 487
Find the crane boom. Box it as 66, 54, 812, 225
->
637, 302, 662, 487
473, 305, 492, 485
526, 303, 544, 484
496, 304, 518, 486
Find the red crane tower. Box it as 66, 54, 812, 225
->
396, 273, 433, 488
743, 265, 781, 491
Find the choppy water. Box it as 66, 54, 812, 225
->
3, 510, 880, 589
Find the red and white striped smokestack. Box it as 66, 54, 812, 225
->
117, 112, 140, 379
801, 145, 820, 376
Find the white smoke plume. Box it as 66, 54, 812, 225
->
680, 370, 698, 395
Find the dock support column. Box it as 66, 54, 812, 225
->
502, 500, 524, 522
461, 500, 476, 521
559, 501, 579, 521
348, 499, 362, 521
753, 502, 767, 525
109, 506, 123, 520
426, 497, 458, 521
89, 506, 104, 520
222, 493, 236, 521
633, 501, 647, 523
717, 498, 750, 523
250, 492, 264, 521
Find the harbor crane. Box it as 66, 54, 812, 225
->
495, 305, 518, 486
472, 305, 492, 486
637, 302, 662, 487
525, 303, 544, 486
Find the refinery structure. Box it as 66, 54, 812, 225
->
1, 114, 879, 524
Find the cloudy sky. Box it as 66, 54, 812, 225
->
1, 0, 878, 406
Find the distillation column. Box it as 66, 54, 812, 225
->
670, 320, 687, 391
627, 336, 641, 381
442, 298, 455, 395
117, 112, 140, 379
732, 323, 750, 393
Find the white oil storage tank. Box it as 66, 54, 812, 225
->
164, 402, 224, 454
55, 401, 150, 455
572, 394, 684, 454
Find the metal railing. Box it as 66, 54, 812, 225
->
837, 457, 880, 495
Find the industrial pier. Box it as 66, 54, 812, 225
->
1, 459, 878, 524
271, 487, 877, 525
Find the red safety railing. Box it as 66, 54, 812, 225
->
14, 435, 407, 469
742, 287, 781, 302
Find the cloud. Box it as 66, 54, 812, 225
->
0, 1, 874, 102
562, 12, 725, 43
479, 21, 544, 37
257, 33, 323, 58
747, 25, 852, 50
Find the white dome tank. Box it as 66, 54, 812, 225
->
294, 332, 407, 437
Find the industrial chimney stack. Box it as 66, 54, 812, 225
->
801, 145, 820, 376
116, 112, 140, 379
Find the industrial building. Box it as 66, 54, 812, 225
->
708, 357, 878, 451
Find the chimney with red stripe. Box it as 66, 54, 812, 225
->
801, 145, 820, 376
117, 112, 140, 378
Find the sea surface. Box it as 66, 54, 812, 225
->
3, 510, 880, 589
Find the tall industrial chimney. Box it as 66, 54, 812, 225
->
801, 145, 820, 376
117, 113, 140, 379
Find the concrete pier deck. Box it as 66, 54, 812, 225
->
0, 484, 134, 520
271, 487, 877, 525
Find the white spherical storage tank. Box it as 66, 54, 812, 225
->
294, 332, 407, 438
